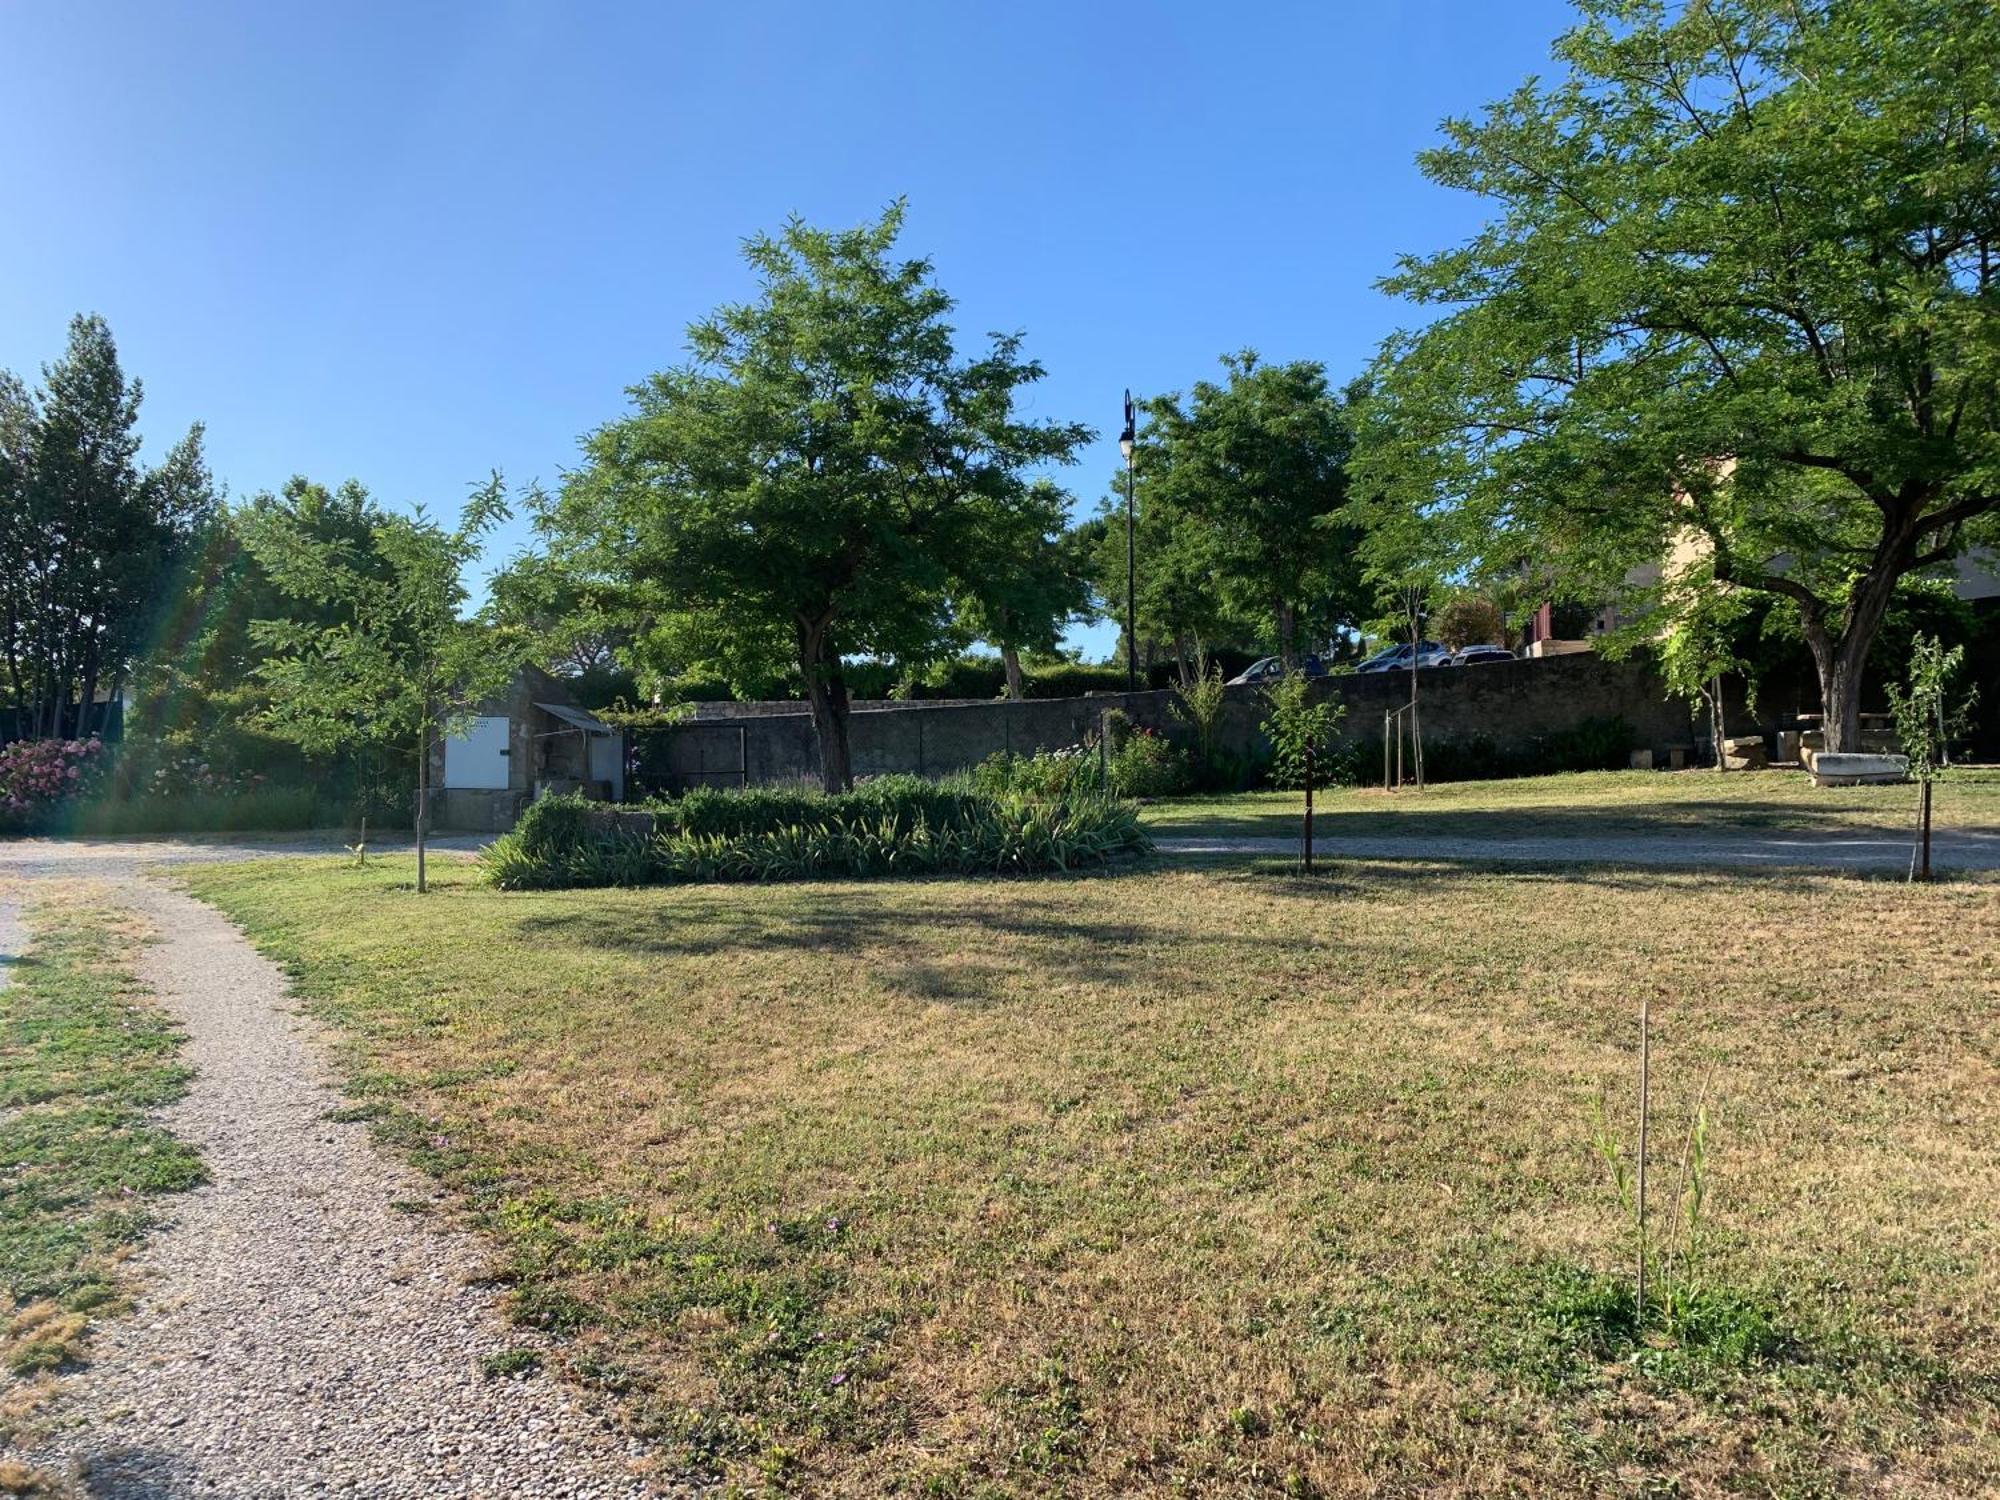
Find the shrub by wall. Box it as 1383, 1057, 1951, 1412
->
482, 780, 1152, 890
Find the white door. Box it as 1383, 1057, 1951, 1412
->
587, 732, 624, 799
444, 716, 512, 789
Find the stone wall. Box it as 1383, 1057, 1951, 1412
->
631, 653, 1694, 793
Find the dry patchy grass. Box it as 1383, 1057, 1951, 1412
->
184, 855, 2000, 1497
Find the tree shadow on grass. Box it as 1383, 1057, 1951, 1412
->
511, 886, 1169, 1002
1212, 853, 1910, 899
1165, 797, 1996, 846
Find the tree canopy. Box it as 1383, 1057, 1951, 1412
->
1100, 355, 1366, 676
244, 476, 515, 889
1352, 0, 2000, 751
537, 204, 1092, 788
0, 314, 215, 739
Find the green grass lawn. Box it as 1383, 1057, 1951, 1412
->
1138, 765, 2000, 841
0, 885, 203, 1414
183, 853, 2000, 1497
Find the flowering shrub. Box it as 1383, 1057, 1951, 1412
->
141, 751, 268, 800
0, 737, 109, 830
969, 743, 1104, 798
1106, 726, 1191, 799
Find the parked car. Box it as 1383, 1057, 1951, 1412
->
1450, 644, 1516, 666
1356, 641, 1452, 672
1225, 655, 1330, 686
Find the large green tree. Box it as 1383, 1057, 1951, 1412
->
953, 480, 1094, 699
539, 205, 1091, 788
1352, 0, 2000, 752
244, 478, 516, 891
1147, 354, 1366, 670
0, 315, 214, 739
1088, 471, 1237, 682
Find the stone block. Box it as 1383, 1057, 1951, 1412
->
1721, 735, 1768, 771
1810, 753, 1910, 787
1628, 749, 1655, 770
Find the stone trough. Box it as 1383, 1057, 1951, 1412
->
1808, 752, 1910, 787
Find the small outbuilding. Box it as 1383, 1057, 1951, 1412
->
431, 665, 624, 832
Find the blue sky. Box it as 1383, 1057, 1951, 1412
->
0, 0, 1574, 659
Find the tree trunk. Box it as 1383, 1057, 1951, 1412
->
1001, 644, 1026, 702
798, 614, 853, 792
77, 634, 100, 742
1796, 548, 1906, 755
1810, 640, 1870, 757
1276, 600, 1298, 673
1709, 676, 1728, 772
414, 719, 429, 894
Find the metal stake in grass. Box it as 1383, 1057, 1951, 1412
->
1636, 995, 1651, 1323
1302, 742, 1315, 875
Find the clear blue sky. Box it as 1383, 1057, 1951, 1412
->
0, 0, 1575, 659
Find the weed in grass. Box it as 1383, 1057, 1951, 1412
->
0, 1458, 59, 1496
480, 1347, 543, 1378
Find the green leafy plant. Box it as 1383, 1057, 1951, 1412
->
1169, 648, 1229, 782
480, 785, 1151, 890
1259, 672, 1345, 790
1889, 633, 1978, 880
1888, 634, 1975, 784
1659, 584, 1754, 770
968, 745, 1104, 800
245, 474, 521, 891
1105, 728, 1190, 799
1590, 1079, 1721, 1338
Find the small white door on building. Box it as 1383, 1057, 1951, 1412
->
587, 732, 624, 799
444, 716, 512, 789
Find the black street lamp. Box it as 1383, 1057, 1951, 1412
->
1120, 390, 1136, 693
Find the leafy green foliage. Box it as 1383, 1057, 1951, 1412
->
0, 314, 215, 741
244, 475, 520, 887
968, 746, 1104, 800
538, 204, 1091, 790
1097, 356, 1365, 671
1260, 673, 1346, 790
1889, 634, 1977, 782
951, 480, 1097, 699
1353, 0, 2000, 751
1104, 727, 1191, 799
481, 783, 1151, 889
1169, 650, 1229, 779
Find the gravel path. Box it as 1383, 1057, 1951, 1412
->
1, 852, 690, 1498
1154, 825, 2000, 871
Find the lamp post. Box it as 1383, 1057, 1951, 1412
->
1120, 389, 1136, 693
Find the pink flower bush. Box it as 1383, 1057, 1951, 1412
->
0, 736, 108, 827
142, 751, 267, 799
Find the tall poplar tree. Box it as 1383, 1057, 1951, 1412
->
0, 315, 213, 739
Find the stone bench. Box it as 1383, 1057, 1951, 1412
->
1721, 735, 1768, 771
1809, 753, 1910, 787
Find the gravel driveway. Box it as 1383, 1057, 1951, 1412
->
0, 842, 690, 1498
